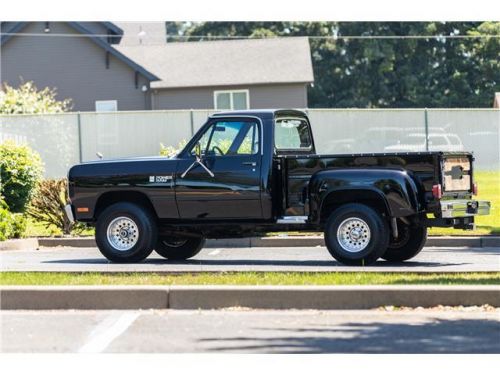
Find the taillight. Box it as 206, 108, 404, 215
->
472, 182, 478, 196
432, 184, 442, 199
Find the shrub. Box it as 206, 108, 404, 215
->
0, 198, 25, 241
0, 140, 44, 212
0, 140, 43, 212
27, 178, 86, 235
159, 140, 187, 157
0, 81, 72, 114
9, 213, 27, 238
0, 200, 12, 241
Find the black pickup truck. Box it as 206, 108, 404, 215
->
67, 109, 490, 265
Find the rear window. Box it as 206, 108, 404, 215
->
274, 118, 313, 151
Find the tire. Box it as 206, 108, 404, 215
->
382, 224, 427, 262
324, 203, 390, 266
95, 202, 157, 263
155, 237, 205, 260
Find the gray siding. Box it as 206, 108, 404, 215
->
1, 22, 151, 111
153, 83, 309, 110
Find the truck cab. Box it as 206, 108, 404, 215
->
67, 109, 490, 265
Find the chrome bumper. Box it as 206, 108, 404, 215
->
440, 200, 491, 218
64, 204, 75, 224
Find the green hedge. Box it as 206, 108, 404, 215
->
0, 141, 43, 213
0, 198, 26, 241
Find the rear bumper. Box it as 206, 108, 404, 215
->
440, 200, 491, 218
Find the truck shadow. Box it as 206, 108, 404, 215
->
196, 318, 500, 353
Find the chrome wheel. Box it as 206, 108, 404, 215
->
336, 217, 371, 253
106, 216, 139, 251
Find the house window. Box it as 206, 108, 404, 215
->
214, 90, 249, 110
95, 100, 118, 112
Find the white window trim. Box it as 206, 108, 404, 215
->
213, 89, 250, 110
95, 100, 118, 112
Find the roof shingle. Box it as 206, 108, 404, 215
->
115, 37, 314, 89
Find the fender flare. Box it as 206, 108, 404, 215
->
309, 168, 421, 224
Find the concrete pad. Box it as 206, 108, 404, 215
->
38, 237, 96, 247
0, 238, 39, 251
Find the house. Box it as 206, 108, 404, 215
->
0, 22, 314, 112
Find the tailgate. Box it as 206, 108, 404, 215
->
441, 154, 472, 193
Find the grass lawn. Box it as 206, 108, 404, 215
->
1, 272, 499, 286
429, 170, 500, 236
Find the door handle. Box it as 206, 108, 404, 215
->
242, 162, 257, 167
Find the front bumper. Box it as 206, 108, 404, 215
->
440, 200, 491, 218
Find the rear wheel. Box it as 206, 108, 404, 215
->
155, 237, 205, 260
382, 224, 427, 262
324, 203, 390, 266
95, 202, 157, 263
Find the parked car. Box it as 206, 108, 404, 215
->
320, 126, 448, 154
67, 109, 490, 265
383, 133, 464, 152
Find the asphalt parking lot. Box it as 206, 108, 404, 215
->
2, 309, 499, 353
1, 245, 499, 272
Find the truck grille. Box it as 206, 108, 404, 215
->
442, 156, 471, 192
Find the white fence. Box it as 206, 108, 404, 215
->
1, 109, 498, 178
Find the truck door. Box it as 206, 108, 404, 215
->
175, 118, 263, 219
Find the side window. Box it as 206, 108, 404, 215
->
210, 122, 241, 154
274, 117, 312, 151
190, 121, 259, 156
237, 122, 259, 154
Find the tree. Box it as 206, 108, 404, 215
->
0, 81, 72, 114
183, 22, 500, 108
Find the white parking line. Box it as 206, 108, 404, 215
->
208, 249, 221, 256
78, 312, 140, 353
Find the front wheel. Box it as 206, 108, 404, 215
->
95, 202, 157, 263
324, 203, 390, 266
155, 237, 205, 260
382, 224, 427, 262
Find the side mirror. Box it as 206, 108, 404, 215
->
194, 142, 202, 159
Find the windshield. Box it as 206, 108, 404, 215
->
274, 117, 313, 151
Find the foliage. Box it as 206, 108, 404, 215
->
159, 140, 188, 157
27, 178, 86, 235
183, 22, 500, 108
0, 198, 26, 241
0, 141, 44, 213
0, 81, 72, 114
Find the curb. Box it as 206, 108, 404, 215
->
2, 236, 499, 251
1, 285, 499, 310
21, 235, 500, 250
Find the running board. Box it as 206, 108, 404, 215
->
276, 216, 308, 224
